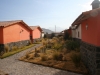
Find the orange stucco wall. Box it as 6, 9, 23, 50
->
32, 28, 41, 39
82, 14, 100, 46
3, 23, 30, 44
0, 27, 3, 44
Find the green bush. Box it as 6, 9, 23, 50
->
70, 52, 81, 67
65, 40, 80, 50
52, 43, 62, 50
52, 52, 63, 61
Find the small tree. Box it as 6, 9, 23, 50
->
63, 30, 69, 40
50, 33, 55, 39
44, 32, 48, 38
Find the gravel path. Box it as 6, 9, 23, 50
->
0, 44, 82, 75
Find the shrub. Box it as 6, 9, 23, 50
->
50, 33, 55, 39
47, 44, 52, 48
0, 51, 5, 56
65, 40, 80, 50
70, 52, 81, 67
12, 46, 18, 51
39, 46, 44, 50
41, 55, 47, 61
52, 52, 63, 61
42, 41, 47, 46
25, 54, 30, 59
34, 48, 40, 57
63, 30, 70, 40
4, 45, 10, 53
53, 43, 62, 51
29, 40, 32, 45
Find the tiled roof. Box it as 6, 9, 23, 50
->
29, 26, 39, 30
72, 8, 100, 26
0, 20, 32, 30
29, 26, 42, 31
0, 20, 23, 27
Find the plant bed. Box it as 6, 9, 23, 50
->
19, 48, 88, 75
0, 44, 35, 59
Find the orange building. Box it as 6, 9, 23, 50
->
30, 26, 42, 42
71, 0, 100, 75
0, 20, 32, 54
72, 8, 100, 47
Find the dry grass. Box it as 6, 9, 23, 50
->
1, 44, 35, 59
19, 37, 88, 74
41, 54, 47, 61
19, 49, 88, 74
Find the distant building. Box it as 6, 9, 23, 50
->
30, 26, 42, 42
42, 31, 44, 38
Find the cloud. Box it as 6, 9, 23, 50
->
78, 0, 93, 12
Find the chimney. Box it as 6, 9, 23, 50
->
91, 0, 100, 9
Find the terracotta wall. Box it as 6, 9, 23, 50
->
97, 14, 100, 46
32, 28, 41, 39
81, 14, 100, 46
3, 23, 30, 44
0, 27, 3, 44
68, 28, 72, 37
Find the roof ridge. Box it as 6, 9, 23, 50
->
0, 20, 23, 22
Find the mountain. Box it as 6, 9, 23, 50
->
42, 28, 54, 34
48, 27, 64, 32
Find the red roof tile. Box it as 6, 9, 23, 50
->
0, 20, 32, 30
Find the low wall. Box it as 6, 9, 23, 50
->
0, 40, 30, 55
72, 38, 81, 44
80, 41, 100, 75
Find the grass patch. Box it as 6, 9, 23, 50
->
34, 42, 42, 44
0, 44, 35, 59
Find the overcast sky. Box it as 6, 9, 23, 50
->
0, 0, 93, 32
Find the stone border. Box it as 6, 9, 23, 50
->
80, 41, 100, 75
0, 40, 30, 56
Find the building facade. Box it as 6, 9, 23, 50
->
0, 20, 32, 55
71, 0, 100, 75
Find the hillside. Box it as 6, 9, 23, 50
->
42, 28, 54, 34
